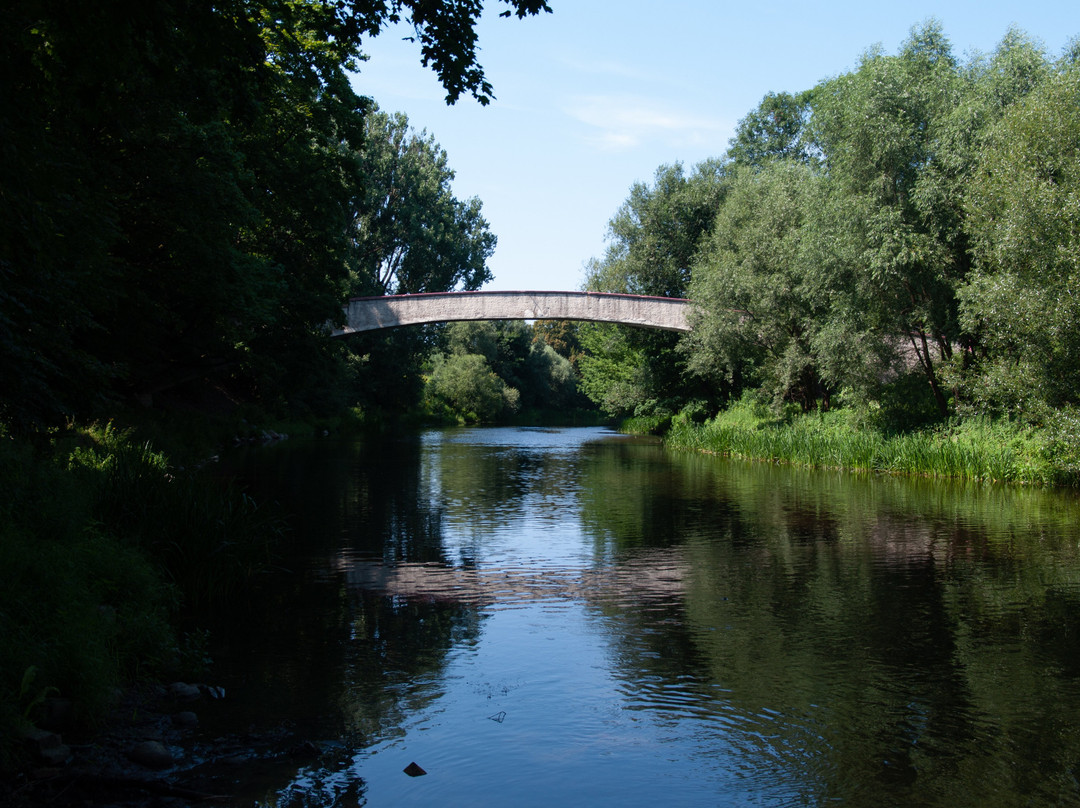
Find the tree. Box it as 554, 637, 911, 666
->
353, 0, 552, 105
809, 21, 971, 415
959, 63, 1080, 415
436, 320, 579, 412
0, 0, 548, 427
352, 110, 496, 295
579, 161, 729, 417
425, 352, 516, 422
727, 91, 815, 169
533, 319, 585, 369
590, 161, 728, 298
687, 162, 838, 411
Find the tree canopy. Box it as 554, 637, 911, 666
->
0, 0, 548, 428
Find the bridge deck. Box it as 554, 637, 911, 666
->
333, 290, 693, 335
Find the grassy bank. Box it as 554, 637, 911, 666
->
632, 400, 1078, 486
0, 420, 287, 775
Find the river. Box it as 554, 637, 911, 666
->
198, 426, 1080, 807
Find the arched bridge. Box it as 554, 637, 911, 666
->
332, 291, 693, 336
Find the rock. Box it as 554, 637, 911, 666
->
39, 742, 72, 767
403, 761, 427, 777
22, 727, 71, 766
127, 740, 174, 770
172, 711, 198, 728
168, 681, 201, 701
289, 740, 320, 759
197, 683, 225, 699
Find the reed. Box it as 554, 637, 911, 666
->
662, 403, 1060, 485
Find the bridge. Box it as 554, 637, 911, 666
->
332, 291, 693, 336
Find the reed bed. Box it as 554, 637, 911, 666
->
660, 406, 1056, 485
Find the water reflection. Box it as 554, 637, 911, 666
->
213, 428, 1080, 807
579, 445, 1080, 805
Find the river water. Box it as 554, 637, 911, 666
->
203, 426, 1080, 807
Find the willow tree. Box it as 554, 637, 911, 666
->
809, 22, 971, 415
959, 63, 1080, 416
688, 163, 832, 411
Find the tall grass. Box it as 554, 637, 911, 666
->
660, 401, 1061, 485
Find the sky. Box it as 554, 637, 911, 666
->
350, 0, 1079, 293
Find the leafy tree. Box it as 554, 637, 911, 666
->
809, 21, 970, 415
352, 109, 497, 296
576, 323, 653, 417
532, 320, 585, 369
579, 162, 729, 417
727, 91, 815, 169
425, 352, 518, 422
436, 320, 579, 412
339, 110, 498, 414
687, 162, 839, 411
958, 63, 1080, 415
589, 161, 728, 298
0, 0, 548, 428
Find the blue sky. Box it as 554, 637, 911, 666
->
350, 1, 1079, 292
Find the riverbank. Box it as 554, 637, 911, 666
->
625, 400, 1080, 486
0, 415, 296, 781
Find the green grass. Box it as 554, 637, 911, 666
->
655, 401, 1066, 485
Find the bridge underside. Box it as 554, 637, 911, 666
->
332, 291, 692, 335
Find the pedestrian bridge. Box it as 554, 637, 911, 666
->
331, 291, 693, 336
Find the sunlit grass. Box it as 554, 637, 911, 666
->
659, 402, 1062, 485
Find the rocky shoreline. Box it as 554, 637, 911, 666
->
4, 681, 328, 807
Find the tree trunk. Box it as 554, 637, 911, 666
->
909, 331, 949, 416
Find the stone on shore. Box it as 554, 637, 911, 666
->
127, 740, 174, 770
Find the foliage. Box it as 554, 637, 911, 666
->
727, 90, 815, 168
352, 109, 496, 296
0, 419, 293, 773
422, 321, 584, 422
0, 0, 545, 430
589, 161, 729, 298
687, 161, 838, 411
0, 432, 171, 773
807, 22, 973, 415
424, 352, 517, 423
576, 323, 654, 417
956, 64, 1080, 416
579, 162, 730, 417
533, 319, 586, 369
67, 423, 286, 608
